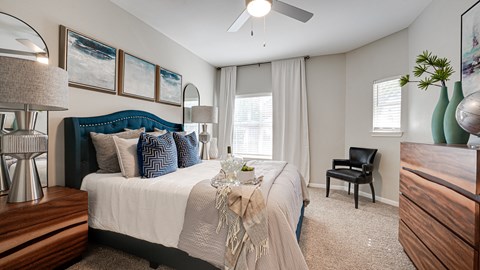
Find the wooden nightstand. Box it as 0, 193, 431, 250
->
0, 186, 88, 269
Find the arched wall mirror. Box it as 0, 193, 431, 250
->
0, 12, 49, 190
183, 84, 200, 136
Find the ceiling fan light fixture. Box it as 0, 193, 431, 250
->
246, 0, 272, 17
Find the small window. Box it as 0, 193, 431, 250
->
233, 94, 272, 159
372, 77, 402, 136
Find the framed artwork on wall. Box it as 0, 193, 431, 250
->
118, 50, 157, 101
59, 25, 117, 94
157, 68, 182, 106
461, 0, 480, 95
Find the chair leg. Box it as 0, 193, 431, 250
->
348, 182, 351, 195
326, 176, 330, 197
370, 182, 376, 203
354, 184, 359, 209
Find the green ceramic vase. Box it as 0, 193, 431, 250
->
443, 81, 469, 144
431, 86, 449, 144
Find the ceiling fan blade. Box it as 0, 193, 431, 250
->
0, 48, 37, 57
16, 38, 46, 53
272, 0, 313, 23
227, 9, 251, 32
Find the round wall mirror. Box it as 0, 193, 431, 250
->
183, 84, 200, 135
0, 12, 49, 62
0, 12, 49, 190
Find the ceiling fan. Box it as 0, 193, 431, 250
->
227, 0, 314, 32
0, 38, 48, 63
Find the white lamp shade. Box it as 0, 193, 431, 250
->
191, 106, 218, 124
0, 56, 69, 111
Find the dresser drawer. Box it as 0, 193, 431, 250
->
399, 220, 446, 270
400, 143, 479, 194
0, 222, 88, 270
400, 170, 478, 247
0, 190, 88, 250
400, 195, 477, 269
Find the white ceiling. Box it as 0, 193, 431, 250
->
111, 0, 432, 67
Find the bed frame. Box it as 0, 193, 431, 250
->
64, 110, 304, 269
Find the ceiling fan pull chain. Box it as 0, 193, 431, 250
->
251, 19, 254, 37
263, 16, 267, 47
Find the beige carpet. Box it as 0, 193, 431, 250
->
68, 188, 414, 270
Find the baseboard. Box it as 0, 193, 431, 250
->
308, 183, 399, 207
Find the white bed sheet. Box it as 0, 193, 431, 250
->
81, 160, 221, 248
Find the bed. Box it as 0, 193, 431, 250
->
64, 110, 308, 270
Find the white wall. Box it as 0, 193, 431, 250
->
345, 29, 409, 203
0, 0, 216, 186
407, 0, 478, 143
306, 54, 346, 186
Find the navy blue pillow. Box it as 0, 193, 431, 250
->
173, 132, 201, 168
137, 133, 178, 178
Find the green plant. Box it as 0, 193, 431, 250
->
241, 164, 254, 171
399, 50, 454, 90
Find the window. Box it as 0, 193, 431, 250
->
233, 94, 272, 159
372, 77, 402, 136
183, 100, 199, 136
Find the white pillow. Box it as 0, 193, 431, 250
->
112, 136, 139, 178
151, 128, 167, 136
126, 127, 167, 137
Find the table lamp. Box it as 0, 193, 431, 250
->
0, 56, 68, 202
191, 106, 218, 160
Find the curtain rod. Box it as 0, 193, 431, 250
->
216, 56, 310, 70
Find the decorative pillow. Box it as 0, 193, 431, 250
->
154, 127, 168, 133
126, 127, 167, 137
90, 128, 144, 173
149, 130, 167, 137
112, 136, 139, 178
137, 133, 178, 178
173, 131, 201, 168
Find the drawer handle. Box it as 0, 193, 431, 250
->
403, 167, 480, 203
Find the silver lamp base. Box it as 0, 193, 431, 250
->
0, 155, 10, 192
8, 158, 43, 202
0, 114, 11, 192
199, 123, 211, 160
1, 110, 46, 203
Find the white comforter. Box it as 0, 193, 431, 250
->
81, 160, 221, 248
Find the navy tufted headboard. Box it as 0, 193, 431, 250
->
64, 110, 183, 189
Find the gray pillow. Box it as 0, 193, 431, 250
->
90, 128, 144, 173
113, 136, 139, 178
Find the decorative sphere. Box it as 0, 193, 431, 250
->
456, 91, 480, 136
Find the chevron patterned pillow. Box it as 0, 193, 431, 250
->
173, 132, 201, 168
137, 132, 178, 178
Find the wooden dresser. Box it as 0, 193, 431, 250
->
399, 142, 480, 270
0, 186, 88, 269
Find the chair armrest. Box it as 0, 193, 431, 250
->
332, 159, 350, 169
362, 164, 374, 174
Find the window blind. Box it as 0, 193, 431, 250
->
233, 94, 272, 159
373, 78, 401, 132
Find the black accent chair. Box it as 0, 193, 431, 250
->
326, 147, 378, 209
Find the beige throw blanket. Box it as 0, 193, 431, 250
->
216, 184, 268, 269
178, 161, 309, 270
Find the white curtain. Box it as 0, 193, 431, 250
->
218, 66, 237, 158
272, 58, 310, 185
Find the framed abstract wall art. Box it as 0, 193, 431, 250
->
59, 26, 117, 94
462, 0, 480, 95
118, 50, 157, 101
157, 68, 182, 106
